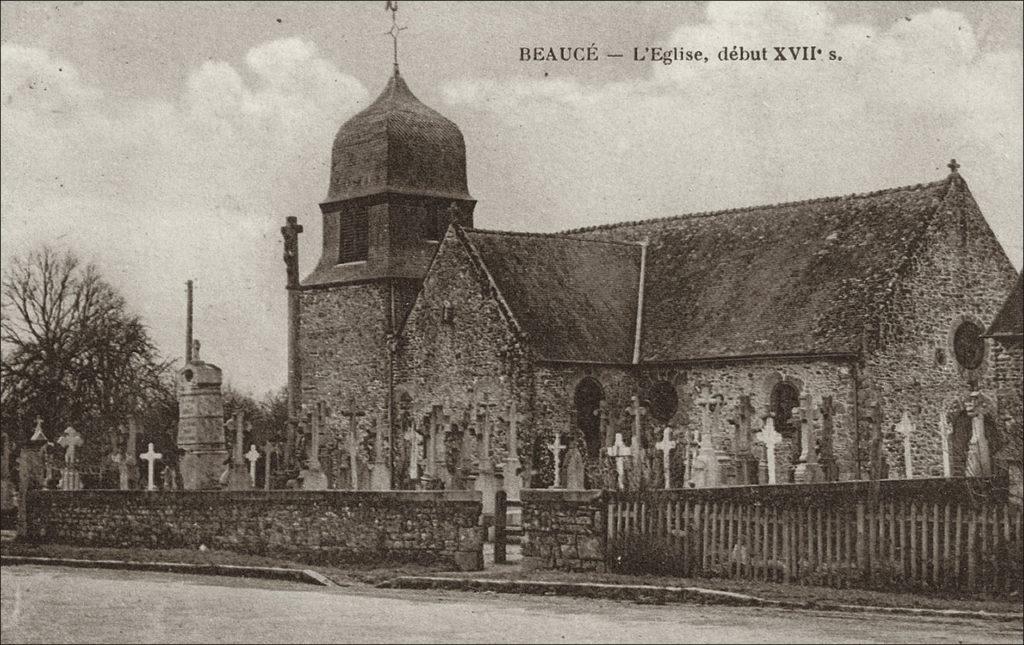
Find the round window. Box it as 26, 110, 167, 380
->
648, 381, 679, 423
953, 321, 985, 369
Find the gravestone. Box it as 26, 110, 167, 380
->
245, 444, 260, 485
56, 426, 84, 491
405, 422, 423, 483
754, 416, 783, 484
655, 427, 677, 489
606, 432, 632, 490
301, 403, 329, 490
938, 412, 952, 477
624, 396, 647, 487
369, 413, 391, 490
818, 396, 839, 482
691, 387, 723, 488
895, 411, 915, 479
594, 400, 612, 447
177, 340, 229, 489
564, 442, 586, 490
474, 392, 501, 518
339, 395, 365, 490
223, 413, 253, 491
792, 393, 823, 483
547, 432, 566, 488
728, 396, 760, 486
263, 441, 279, 490
965, 394, 991, 477
120, 417, 140, 490
501, 401, 524, 500
140, 443, 162, 491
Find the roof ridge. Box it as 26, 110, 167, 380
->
560, 177, 952, 235
465, 227, 642, 248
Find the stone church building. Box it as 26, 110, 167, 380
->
282, 69, 1020, 495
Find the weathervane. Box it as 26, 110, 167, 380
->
385, 1, 407, 73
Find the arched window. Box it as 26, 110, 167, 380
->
648, 381, 679, 423
770, 382, 800, 435
574, 378, 604, 459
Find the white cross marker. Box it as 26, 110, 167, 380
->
404, 424, 422, 480
547, 433, 566, 488
245, 444, 260, 484
655, 427, 677, 489
624, 396, 647, 449
895, 411, 915, 479
754, 417, 782, 485
140, 443, 163, 491
606, 432, 632, 490
938, 412, 952, 477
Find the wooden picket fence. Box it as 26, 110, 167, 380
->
605, 478, 1023, 593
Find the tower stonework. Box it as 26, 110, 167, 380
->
293, 70, 474, 486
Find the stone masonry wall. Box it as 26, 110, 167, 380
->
533, 358, 856, 488
25, 490, 484, 570
520, 489, 606, 571
865, 185, 1018, 479
299, 283, 392, 487
395, 228, 533, 480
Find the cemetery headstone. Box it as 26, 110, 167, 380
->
300, 403, 329, 490
140, 443, 162, 491
245, 444, 260, 485
965, 394, 991, 477
938, 412, 952, 477
792, 393, 823, 483
56, 426, 84, 490
501, 401, 524, 500
655, 427, 677, 489
547, 432, 566, 488
728, 396, 760, 485
691, 387, 723, 488
369, 413, 391, 490
606, 432, 632, 490
895, 410, 915, 479
339, 395, 365, 490
754, 416, 783, 484
564, 441, 586, 490
223, 414, 253, 490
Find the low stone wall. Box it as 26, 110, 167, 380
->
24, 490, 484, 571
521, 489, 606, 572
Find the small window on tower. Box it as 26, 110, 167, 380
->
339, 208, 368, 264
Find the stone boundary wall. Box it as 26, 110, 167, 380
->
24, 490, 484, 571
521, 489, 607, 572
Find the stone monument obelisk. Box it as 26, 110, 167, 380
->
177, 336, 228, 489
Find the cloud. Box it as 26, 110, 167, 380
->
444, 2, 1022, 267
1, 38, 367, 394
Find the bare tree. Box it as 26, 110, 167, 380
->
1, 246, 173, 465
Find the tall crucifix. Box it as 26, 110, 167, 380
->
384, 0, 407, 73
339, 395, 365, 490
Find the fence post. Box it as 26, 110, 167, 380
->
494, 489, 507, 565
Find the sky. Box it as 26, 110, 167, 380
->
2, 1, 1022, 396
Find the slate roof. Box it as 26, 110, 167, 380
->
570, 177, 961, 361
463, 174, 976, 364
985, 274, 1023, 340
461, 230, 642, 363
326, 71, 470, 203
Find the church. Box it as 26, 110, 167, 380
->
280, 67, 1020, 498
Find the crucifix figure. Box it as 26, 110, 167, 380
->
547, 432, 566, 488
140, 443, 162, 491
894, 410, 915, 479
606, 432, 632, 490
754, 416, 783, 485
655, 427, 677, 489
245, 444, 260, 484
384, 0, 407, 73
339, 395, 365, 490
281, 216, 304, 289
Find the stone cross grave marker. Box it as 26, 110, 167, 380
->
405, 422, 423, 481
339, 395, 365, 490
624, 396, 647, 450
301, 403, 329, 490
547, 432, 566, 488
655, 427, 677, 489
501, 401, 525, 499
564, 442, 586, 489
57, 427, 83, 465
370, 413, 391, 490
728, 396, 760, 485
223, 413, 252, 490
895, 410, 915, 479
140, 442, 162, 491
938, 412, 952, 477
754, 416, 783, 485
692, 386, 722, 488
245, 444, 260, 484
476, 392, 499, 474
606, 432, 632, 490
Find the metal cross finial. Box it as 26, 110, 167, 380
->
948, 158, 960, 174
385, 1, 407, 73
